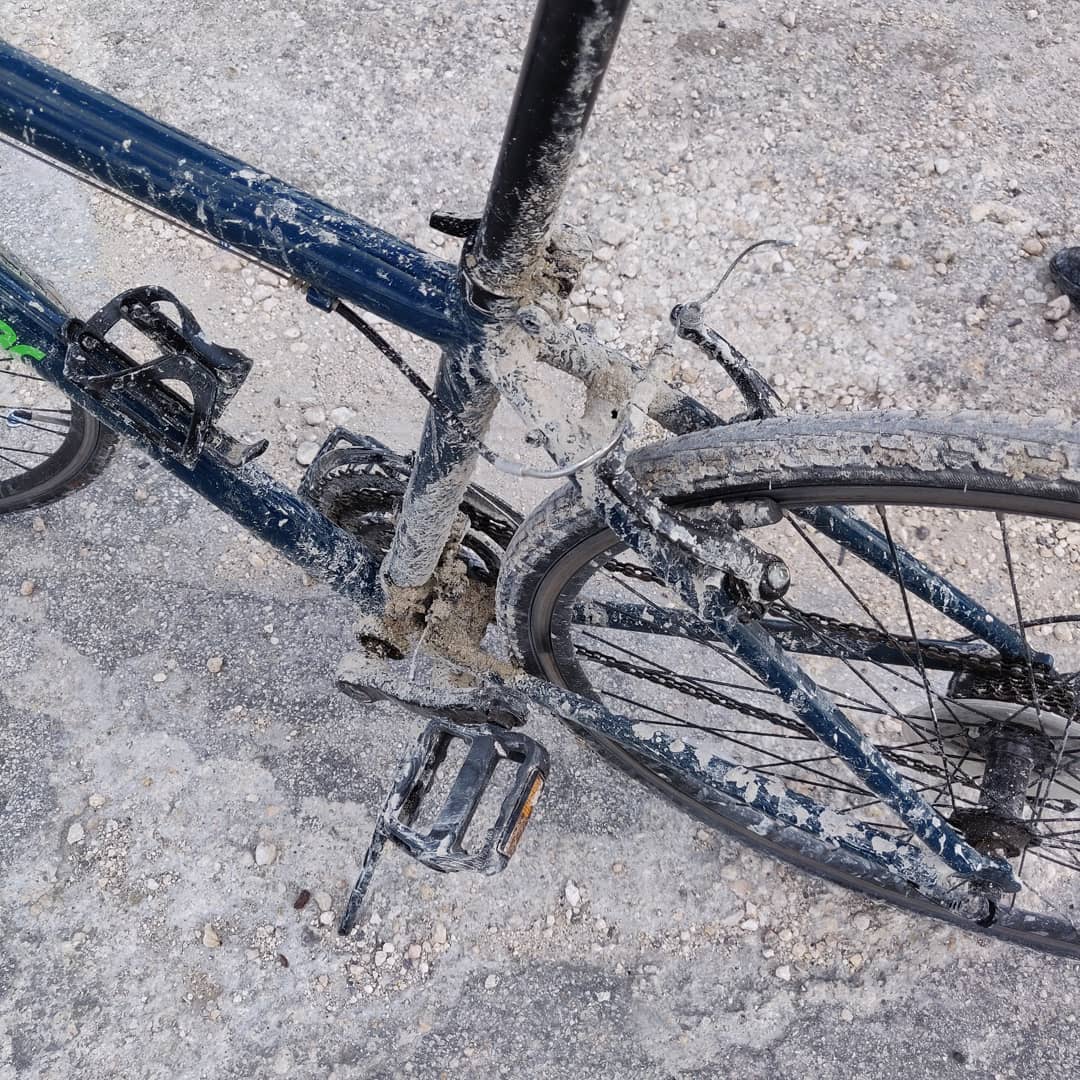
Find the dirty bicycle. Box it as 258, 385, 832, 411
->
3, 0, 1080, 956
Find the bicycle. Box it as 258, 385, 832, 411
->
2, 0, 1080, 958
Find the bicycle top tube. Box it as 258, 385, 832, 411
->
0, 40, 474, 346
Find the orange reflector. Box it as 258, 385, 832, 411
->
499, 771, 545, 858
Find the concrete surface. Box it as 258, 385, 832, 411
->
3, 1, 1080, 1077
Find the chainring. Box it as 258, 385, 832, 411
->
300, 435, 521, 584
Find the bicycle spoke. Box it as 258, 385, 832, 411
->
1027, 848, 1080, 874
578, 630, 809, 738
0, 451, 31, 470
0, 444, 50, 456
4, 415, 68, 437
599, 687, 870, 798
783, 514, 1022, 731
601, 569, 770, 686
0, 367, 44, 382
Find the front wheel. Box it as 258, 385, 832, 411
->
497, 413, 1080, 957
0, 350, 115, 513
0, 243, 114, 514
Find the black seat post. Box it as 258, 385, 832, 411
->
469, 0, 632, 302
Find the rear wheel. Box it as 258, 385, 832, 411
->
498, 413, 1080, 956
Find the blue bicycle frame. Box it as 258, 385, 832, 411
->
0, 2, 1024, 897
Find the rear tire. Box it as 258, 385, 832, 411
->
497, 412, 1080, 957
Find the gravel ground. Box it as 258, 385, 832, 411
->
3, 1, 1080, 1077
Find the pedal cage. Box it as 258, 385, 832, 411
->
300, 428, 522, 584
338, 718, 549, 933
64, 286, 267, 467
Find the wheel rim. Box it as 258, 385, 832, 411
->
524, 484, 1080, 954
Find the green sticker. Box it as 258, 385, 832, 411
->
0, 318, 45, 361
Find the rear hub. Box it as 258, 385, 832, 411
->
906, 668, 1074, 858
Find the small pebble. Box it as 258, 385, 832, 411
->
206, 656, 224, 674
564, 879, 582, 908
66, 822, 84, 845
282, 326, 303, 340
775, 964, 792, 981
296, 441, 320, 466
202, 924, 222, 948
210, 252, 243, 273
596, 220, 630, 247
19, 580, 35, 597
853, 913, 872, 931
933, 157, 951, 175
152, 672, 167, 684
407, 943, 422, 960
314, 891, 333, 912
484, 974, 499, 990
432, 922, 448, 945
1022, 237, 1044, 256
1045, 294, 1071, 322
293, 890, 312, 910
31, 516, 46, 533
329, 406, 355, 426
254, 842, 278, 866
88, 794, 106, 809
841, 1008, 854, 1022
319, 911, 334, 926
303, 406, 326, 426
133, 487, 149, 503
779, 9, 798, 28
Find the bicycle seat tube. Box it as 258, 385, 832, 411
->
382, 0, 632, 590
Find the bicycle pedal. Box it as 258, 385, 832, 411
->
338, 718, 549, 934
296, 428, 412, 503
64, 286, 267, 467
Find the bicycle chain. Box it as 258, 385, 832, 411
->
601, 559, 1078, 716
575, 642, 978, 785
